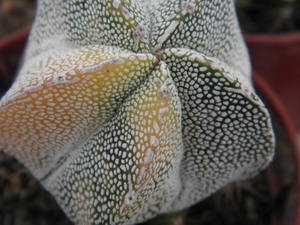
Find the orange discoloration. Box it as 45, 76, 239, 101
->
119, 64, 175, 217
0, 47, 156, 179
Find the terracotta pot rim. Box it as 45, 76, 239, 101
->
0, 26, 31, 51
0, 26, 31, 90
253, 71, 300, 225
244, 32, 300, 45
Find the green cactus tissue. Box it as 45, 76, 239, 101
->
0, 0, 275, 224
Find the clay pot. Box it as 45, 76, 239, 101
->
253, 71, 300, 225
246, 33, 300, 223
245, 33, 300, 130
0, 26, 30, 92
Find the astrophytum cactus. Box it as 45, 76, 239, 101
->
0, 0, 275, 224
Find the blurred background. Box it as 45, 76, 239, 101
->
236, 0, 300, 33
0, 0, 36, 39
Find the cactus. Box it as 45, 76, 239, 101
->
0, 0, 275, 225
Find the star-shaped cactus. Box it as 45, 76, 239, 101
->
0, 0, 274, 225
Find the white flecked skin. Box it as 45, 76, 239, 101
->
0, 0, 274, 225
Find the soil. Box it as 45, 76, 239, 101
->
0, 151, 74, 225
